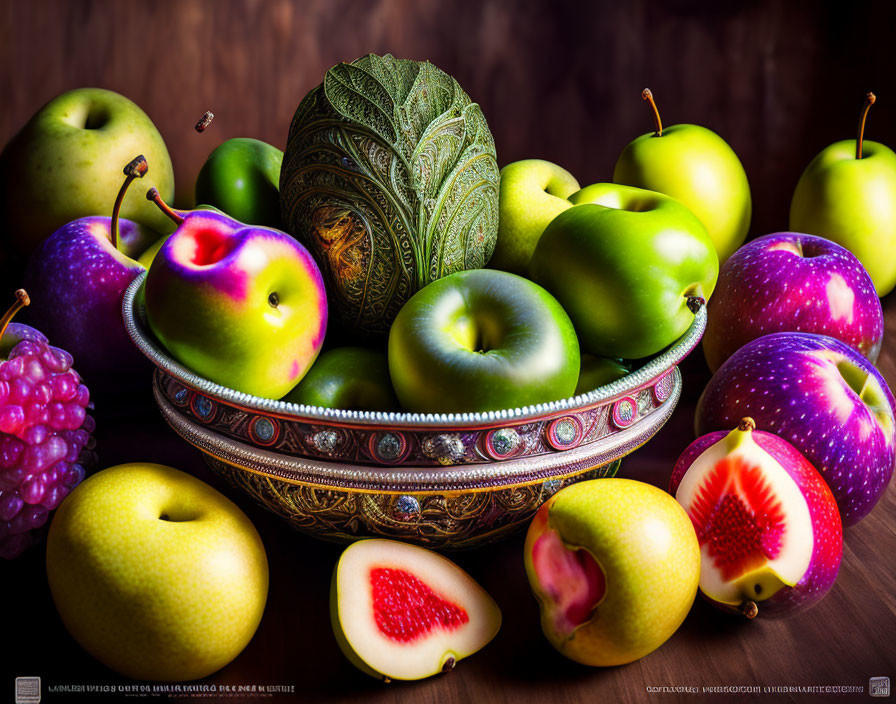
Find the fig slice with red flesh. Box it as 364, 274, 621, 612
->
672, 418, 842, 617
330, 539, 501, 681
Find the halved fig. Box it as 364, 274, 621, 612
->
671, 418, 842, 617
330, 539, 501, 681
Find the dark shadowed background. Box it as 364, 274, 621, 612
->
2, 0, 896, 235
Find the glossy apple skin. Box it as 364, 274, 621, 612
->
388, 269, 579, 413
23, 216, 150, 385
575, 354, 629, 395
490, 159, 580, 274
790, 140, 896, 296
145, 210, 327, 399
282, 347, 398, 411
703, 232, 883, 372
195, 138, 284, 229
614, 124, 751, 264
531, 183, 718, 359
696, 332, 896, 525
0, 88, 175, 255
671, 428, 842, 616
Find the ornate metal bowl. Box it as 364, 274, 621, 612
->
122, 272, 705, 549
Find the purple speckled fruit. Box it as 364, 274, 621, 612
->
696, 332, 895, 525
670, 421, 842, 618
23, 216, 150, 386
703, 232, 883, 373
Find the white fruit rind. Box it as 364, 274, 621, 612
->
335, 539, 501, 680
675, 433, 813, 605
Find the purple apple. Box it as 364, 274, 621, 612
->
703, 232, 883, 372
696, 332, 895, 525
23, 158, 153, 388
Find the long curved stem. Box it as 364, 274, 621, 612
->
111, 155, 148, 251
642, 88, 663, 137
146, 188, 185, 226
0, 289, 30, 339
856, 92, 876, 159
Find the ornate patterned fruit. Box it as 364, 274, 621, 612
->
671, 419, 842, 617
281, 53, 500, 335
330, 538, 501, 681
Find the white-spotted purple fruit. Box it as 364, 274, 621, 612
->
0, 290, 94, 558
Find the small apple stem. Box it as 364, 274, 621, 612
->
739, 601, 759, 619
146, 188, 185, 226
441, 657, 456, 673
110, 155, 148, 252
0, 289, 30, 340
685, 294, 705, 313
856, 92, 876, 159
642, 88, 663, 137
195, 111, 215, 133
738, 417, 756, 432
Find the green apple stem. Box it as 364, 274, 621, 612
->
146, 188, 185, 226
0, 289, 30, 340
856, 92, 876, 159
642, 88, 663, 137
110, 155, 148, 252
194, 111, 215, 133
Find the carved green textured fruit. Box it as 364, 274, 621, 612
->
280, 53, 500, 335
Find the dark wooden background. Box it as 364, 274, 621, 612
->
2, 0, 896, 235
3, 2, 896, 703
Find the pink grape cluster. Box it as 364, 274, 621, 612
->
0, 329, 94, 558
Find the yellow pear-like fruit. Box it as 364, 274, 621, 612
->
524, 478, 700, 666
46, 463, 268, 681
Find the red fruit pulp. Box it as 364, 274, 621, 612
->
531, 526, 605, 635
370, 567, 469, 643
689, 456, 787, 582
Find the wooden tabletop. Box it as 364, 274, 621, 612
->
6, 298, 896, 704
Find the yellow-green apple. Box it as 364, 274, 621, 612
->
143, 189, 327, 399
671, 418, 842, 618
331, 539, 501, 681
530, 183, 718, 359
703, 232, 883, 372
613, 89, 751, 264
23, 157, 154, 387
46, 463, 268, 681
388, 269, 580, 413
283, 346, 398, 411
490, 159, 580, 274
524, 478, 699, 666
790, 92, 896, 295
0, 88, 174, 256
696, 332, 896, 525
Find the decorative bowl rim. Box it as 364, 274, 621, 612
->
122, 271, 706, 428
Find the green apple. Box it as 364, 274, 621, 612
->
524, 478, 700, 666
388, 269, 580, 413
613, 89, 751, 264
0, 88, 175, 255
490, 159, 580, 274
46, 463, 269, 681
282, 346, 398, 411
790, 93, 896, 296
530, 183, 718, 359
575, 354, 630, 395
195, 137, 284, 228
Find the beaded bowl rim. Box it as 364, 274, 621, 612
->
122, 271, 706, 428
